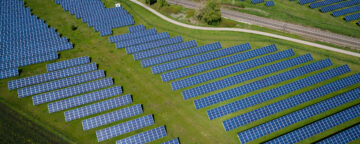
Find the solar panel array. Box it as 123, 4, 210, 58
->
223, 73, 360, 131
54, 0, 134, 36
82, 104, 143, 130
0, 0, 73, 79
116, 32, 170, 48
18, 70, 105, 98
208, 65, 350, 120
320, 0, 360, 12
116, 126, 167, 144
96, 115, 154, 142
163, 44, 276, 82
194, 59, 333, 109
128, 24, 146, 33
162, 138, 180, 144
109, 28, 157, 43
266, 1, 275, 6
237, 87, 360, 144
345, 12, 360, 21
48, 86, 122, 113
332, 5, 360, 17
317, 124, 360, 144
266, 104, 360, 143
309, 0, 344, 8
46, 56, 90, 72
183, 53, 313, 100
171, 49, 296, 90
125, 36, 183, 54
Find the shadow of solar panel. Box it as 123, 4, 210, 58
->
96, 114, 154, 142
116, 126, 167, 144
83, 104, 143, 130
141, 42, 223, 67
162, 44, 274, 82
46, 56, 90, 72
33, 78, 113, 105
8, 63, 97, 90
266, 104, 360, 143
317, 123, 360, 144
48, 86, 122, 113
64, 95, 132, 122
152, 43, 250, 74
237, 86, 359, 144
208, 64, 350, 120
125, 36, 183, 54
116, 32, 169, 48
171, 49, 295, 90
194, 59, 333, 109
133, 40, 197, 61
18, 70, 105, 98
223, 73, 360, 131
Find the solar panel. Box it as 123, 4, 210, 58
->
141, 42, 223, 67
320, 0, 360, 12
109, 28, 157, 43
237, 87, 360, 144
46, 56, 90, 72
162, 138, 180, 144
162, 44, 274, 82
115, 32, 170, 48
193, 59, 332, 109
128, 24, 145, 33
18, 70, 105, 98
152, 43, 251, 74
183, 53, 312, 100
0, 68, 19, 80
48, 86, 122, 113
125, 36, 183, 54
332, 5, 360, 17
96, 114, 154, 142
171, 49, 295, 90
223, 73, 360, 131
266, 104, 360, 143
82, 104, 143, 130
116, 126, 167, 144
208, 65, 350, 120
317, 124, 360, 144
33, 78, 113, 105
133, 40, 197, 61
64, 95, 132, 122
8, 63, 97, 90
0, 52, 58, 70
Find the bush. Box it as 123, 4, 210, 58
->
158, 0, 168, 8
145, 0, 156, 5
196, 0, 221, 25
71, 25, 77, 31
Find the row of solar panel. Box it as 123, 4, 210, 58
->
320, 0, 360, 12
116, 32, 170, 48
126, 36, 184, 54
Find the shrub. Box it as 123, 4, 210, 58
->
145, 0, 156, 5
196, 0, 221, 25
158, 0, 168, 8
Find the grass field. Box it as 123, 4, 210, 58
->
0, 0, 359, 143
191, 0, 360, 38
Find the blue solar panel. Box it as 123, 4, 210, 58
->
133, 40, 197, 61
183, 53, 313, 100
162, 44, 275, 82
125, 36, 183, 54
128, 24, 145, 33
64, 95, 132, 122
0, 68, 19, 80
48, 86, 122, 113
320, 0, 360, 12
162, 138, 180, 144
18, 70, 104, 98
318, 124, 360, 144
265, 1, 275, 6
33, 78, 113, 105
208, 65, 350, 120
47, 56, 90, 72
115, 32, 170, 48
345, 12, 360, 21
171, 49, 295, 90
223, 73, 360, 131
96, 114, 154, 142
332, 5, 360, 17
252, 0, 265, 4
194, 59, 333, 109
116, 126, 167, 144
141, 42, 223, 67
109, 28, 157, 43
266, 104, 360, 143
310, 0, 344, 8
237, 87, 360, 144
82, 104, 143, 130
299, 0, 318, 5
152, 43, 250, 74
0, 52, 58, 70
8, 63, 97, 90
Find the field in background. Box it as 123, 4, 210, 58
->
0, 0, 359, 143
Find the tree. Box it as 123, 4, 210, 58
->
145, 0, 156, 5
195, 0, 221, 25
158, 0, 168, 8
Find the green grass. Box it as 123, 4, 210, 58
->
0, 0, 359, 144
191, 0, 360, 38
